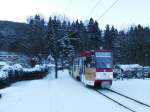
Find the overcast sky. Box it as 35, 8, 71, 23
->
0, 0, 149, 29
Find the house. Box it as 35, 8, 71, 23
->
114, 64, 143, 79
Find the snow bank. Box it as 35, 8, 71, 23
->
0, 63, 53, 89
0, 62, 11, 79
13, 64, 23, 71
23, 65, 43, 72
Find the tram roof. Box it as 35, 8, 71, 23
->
79, 49, 112, 57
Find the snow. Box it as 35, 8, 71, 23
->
0, 70, 129, 112
0, 51, 16, 55
22, 64, 50, 72
0, 70, 150, 112
12, 64, 23, 71
23, 65, 43, 72
101, 87, 150, 112
0, 62, 11, 79
0, 63, 23, 79
116, 64, 142, 71
0, 71, 8, 79
111, 79, 150, 105
0, 62, 9, 66
0, 63, 51, 79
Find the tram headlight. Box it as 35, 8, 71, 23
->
96, 72, 101, 79
109, 73, 113, 79
96, 74, 100, 79
103, 73, 113, 79
96, 72, 113, 79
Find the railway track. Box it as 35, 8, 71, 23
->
94, 89, 150, 112
106, 88, 150, 108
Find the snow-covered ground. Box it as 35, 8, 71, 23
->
0, 70, 150, 112
112, 79, 150, 105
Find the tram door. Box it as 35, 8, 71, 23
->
84, 56, 95, 83
79, 58, 85, 79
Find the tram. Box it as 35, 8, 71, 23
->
70, 49, 113, 88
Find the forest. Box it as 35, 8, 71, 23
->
0, 15, 150, 66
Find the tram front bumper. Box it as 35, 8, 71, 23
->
96, 72, 113, 80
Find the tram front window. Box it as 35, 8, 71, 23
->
85, 57, 95, 68
96, 57, 112, 68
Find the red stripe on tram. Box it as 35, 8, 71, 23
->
96, 68, 113, 72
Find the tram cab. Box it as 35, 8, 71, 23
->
71, 50, 113, 88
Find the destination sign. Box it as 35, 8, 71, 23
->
95, 52, 112, 57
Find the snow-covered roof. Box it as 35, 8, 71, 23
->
0, 61, 9, 66
0, 51, 16, 55
116, 64, 142, 71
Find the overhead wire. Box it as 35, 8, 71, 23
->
63, 0, 103, 39
62, 0, 78, 39
62, 0, 120, 39
97, 0, 120, 20
87, 0, 103, 19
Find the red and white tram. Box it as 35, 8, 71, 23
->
70, 49, 113, 88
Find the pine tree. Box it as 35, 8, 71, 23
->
78, 20, 87, 51
27, 14, 47, 58
47, 16, 62, 78
87, 18, 102, 49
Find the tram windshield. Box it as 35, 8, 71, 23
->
95, 52, 112, 68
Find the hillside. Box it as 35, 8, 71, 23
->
0, 21, 31, 53
0, 21, 29, 38
0, 20, 49, 57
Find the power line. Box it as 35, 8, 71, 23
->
62, 0, 120, 39
87, 0, 103, 19
98, 0, 120, 20
63, 0, 103, 39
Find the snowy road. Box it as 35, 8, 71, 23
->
0, 70, 150, 112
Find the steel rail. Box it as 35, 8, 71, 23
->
106, 88, 150, 108
95, 89, 136, 112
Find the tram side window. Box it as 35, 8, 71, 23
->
73, 58, 79, 71
82, 59, 85, 74
73, 59, 76, 71
73, 62, 75, 71
79, 58, 84, 75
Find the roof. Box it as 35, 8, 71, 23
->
116, 64, 142, 71
79, 49, 112, 57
